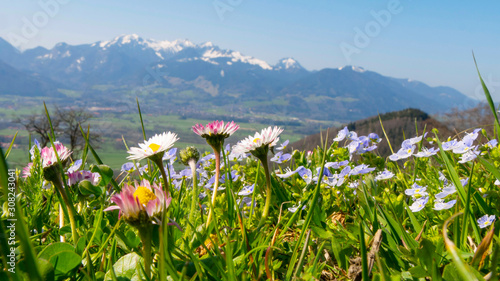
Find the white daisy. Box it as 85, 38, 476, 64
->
127, 132, 179, 161
233, 126, 283, 155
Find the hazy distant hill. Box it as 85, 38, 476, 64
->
0, 59, 62, 97
0, 34, 477, 122
290, 108, 454, 156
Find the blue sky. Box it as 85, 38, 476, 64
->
1, 0, 499, 99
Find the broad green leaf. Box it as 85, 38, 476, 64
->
49, 250, 82, 277
104, 252, 144, 281
38, 242, 75, 261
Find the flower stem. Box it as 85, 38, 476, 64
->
187, 159, 198, 231
258, 155, 272, 228
52, 177, 79, 244
138, 226, 153, 279
206, 149, 221, 228
153, 158, 171, 197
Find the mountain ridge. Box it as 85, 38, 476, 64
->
0, 34, 477, 122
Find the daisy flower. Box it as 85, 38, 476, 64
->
232, 126, 283, 157
192, 121, 239, 227
105, 179, 171, 278
233, 126, 284, 227
127, 132, 179, 162
192, 120, 239, 139
105, 180, 170, 224
40, 141, 72, 168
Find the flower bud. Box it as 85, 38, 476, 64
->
179, 146, 200, 166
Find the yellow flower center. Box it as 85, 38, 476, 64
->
148, 143, 161, 153
407, 148, 412, 154
133, 186, 157, 205
253, 138, 261, 143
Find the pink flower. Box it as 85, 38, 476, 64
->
22, 163, 33, 178
67, 170, 101, 186
104, 180, 171, 223
192, 120, 239, 138
40, 142, 72, 168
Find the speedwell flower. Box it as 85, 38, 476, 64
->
478, 214, 495, 229
127, 132, 179, 162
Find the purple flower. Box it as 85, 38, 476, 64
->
458, 148, 479, 163
441, 139, 458, 151
68, 159, 83, 173
276, 166, 304, 179
389, 144, 415, 161
409, 196, 429, 212
162, 148, 178, 162
334, 166, 351, 186
270, 151, 292, 164
405, 183, 428, 198
237, 184, 254, 196
349, 164, 375, 176
276, 140, 289, 151
298, 168, 313, 184
172, 168, 192, 180
333, 127, 349, 142
121, 162, 136, 173
375, 170, 394, 181
478, 214, 495, 228
484, 139, 498, 149
368, 133, 382, 143
433, 199, 457, 210
67, 170, 101, 186
288, 202, 307, 213
414, 147, 439, 158
325, 160, 349, 169
435, 184, 456, 199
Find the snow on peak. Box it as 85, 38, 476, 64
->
201, 49, 272, 70
90, 34, 276, 70
119, 34, 141, 44
338, 65, 366, 73
274, 57, 303, 70
201, 41, 214, 48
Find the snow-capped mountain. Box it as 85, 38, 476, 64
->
0, 34, 477, 121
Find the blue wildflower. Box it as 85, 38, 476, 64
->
433, 199, 457, 210
409, 196, 429, 212
478, 214, 495, 228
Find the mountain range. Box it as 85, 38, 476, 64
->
0, 34, 477, 122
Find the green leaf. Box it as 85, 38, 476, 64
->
79, 180, 103, 196
38, 242, 76, 261
48, 250, 82, 278
37, 258, 55, 281
104, 253, 145, 281
408, 265, 428, 278
124, 230, 141, 249
91, 164, 114, 186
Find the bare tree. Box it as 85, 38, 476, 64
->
17, 106, 101, 152
17, 113, 61, 147
55, 106, 101, 151
439, 103, 494, 136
